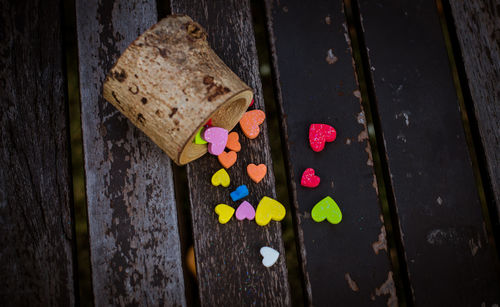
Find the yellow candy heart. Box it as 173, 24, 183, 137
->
255, 196, 286, 226
215, 204, 235, 224
211, 169, 230, 187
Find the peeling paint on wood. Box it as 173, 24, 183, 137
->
75, 0, 186, 305
373, 272, 398, 307
171, 0, 291, 305
372, 225, 388, 255
266, 0, 395, 305
345, 273, 360, 292
357, 0, 500, 303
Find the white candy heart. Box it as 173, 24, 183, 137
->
260, 246, 279, 268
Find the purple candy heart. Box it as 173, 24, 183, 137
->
203, 127, 228, 155
235, 201, 255, 221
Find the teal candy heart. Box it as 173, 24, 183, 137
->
311, 196, 342, 224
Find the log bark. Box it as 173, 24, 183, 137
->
103, 15, 253, 165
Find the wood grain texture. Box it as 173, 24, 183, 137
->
0, 0, 75, 305
266, 0, 396, 305
170, 1, 292, 305
356, 0, 500, 305
448, 0, 500, 222
75, 1, 186, 305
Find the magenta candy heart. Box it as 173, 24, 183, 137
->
203, 127, 228, 155
235, 201, 255, 221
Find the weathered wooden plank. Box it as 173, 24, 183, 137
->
265, 0, 397, 305
356, 0, 500, 305
0, 0, 76, 305
170, 1, 292, 305
447, 0, 500, 225
75, 0, 186, 305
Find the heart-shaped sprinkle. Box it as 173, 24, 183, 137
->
255, 196, 286, 226
309, 124, 337, 152
311, 196, 342, 224
211, 169, 230, 187
247, 163, 267, 183
205, 118, 212, 127
260, 246, 279, 267
214, 204, 235, 224
235, 201, 255, 221
226, 132, 241, 152
240, 110, 266, 139
230, 185, 249, 202
301, 168, 320, 188
218, 151, 237, 169
194, 127, 208, 144
204, 127, 228, 155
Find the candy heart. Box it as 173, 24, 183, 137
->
204, 127, 228, 155
215, 204, 235, 224
205, 118, 212, 127
260, 246, 279, 267
249, 98, 254, 107
211, 169, 230, 187
218, 151, 237, 169
300, 168, 320, 188
226, 132, 241, 152
255, 196, 286, 226
247, 163, 267, 183
194, 127, 208, 144
230, 185, 249, 202
311, 196, 342, 224
309, 124, 337, 152
240, 110, 266, 139
235, 201, 255, 221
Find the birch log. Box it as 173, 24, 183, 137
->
103, 15, 253, 165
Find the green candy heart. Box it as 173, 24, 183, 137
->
194, 127, 208, 144
311, 196, 342, 224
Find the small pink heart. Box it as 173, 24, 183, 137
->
235, 201, 255, 221
301, 168, 320, 188
203, 127, 228, 155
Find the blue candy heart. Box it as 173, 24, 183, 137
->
230, 185, 249, 201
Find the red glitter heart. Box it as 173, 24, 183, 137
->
301, 168, 320, 188
309, 124, 336, 152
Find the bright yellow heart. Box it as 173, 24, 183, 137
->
211, 169, 230, 187
255, 196, 286, 226
215, 204, 235, 224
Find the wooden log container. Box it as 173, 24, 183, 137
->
103, 15, 253, 165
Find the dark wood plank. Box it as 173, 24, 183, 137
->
0, 0, 76, 304
266, 0, 397, 305
170, 1, 292, 305
75, 1, 186, 305
448, 0, 500, 224
356, 0, 500, 305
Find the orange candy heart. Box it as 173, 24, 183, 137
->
218, 151, 237, 169
226, 132, 241, 152
240, 110, 266, 139
247, 163, 267, 183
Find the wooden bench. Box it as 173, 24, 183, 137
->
2, 0, 499, 305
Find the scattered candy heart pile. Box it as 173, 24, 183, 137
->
195, 102, 284, 267
197, 101, 343, 269
302, 123, 343, 225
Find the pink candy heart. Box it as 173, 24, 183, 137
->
235, 201, 255, 221
203, 127, 228, 155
